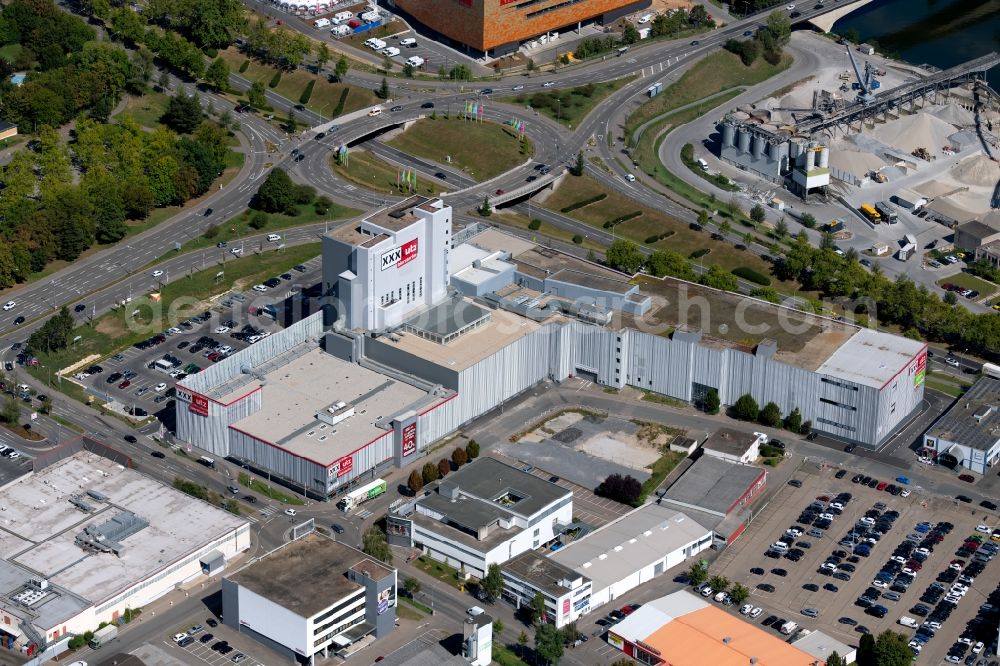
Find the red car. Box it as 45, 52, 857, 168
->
816, 495, 831, 502
495, 189, 506, 195
965, 541, 980, 552
620, 605, 634, 616
876, 481, 887, 491
118, 380, 131, 389
959, 474, 975, 483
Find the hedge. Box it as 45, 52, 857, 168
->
332, 88, 350, 117
528, 219, 541, 230
300, 80, 315, 105
731, 266, 771, 286
560, 193, 607, 213
239, 60, 249, 73
603, 211, 642, 229
644, 231, 674, 244
690, 248, 710, 259
268, 71, 282, 88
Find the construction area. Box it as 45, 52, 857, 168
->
714, 34, 1000, 225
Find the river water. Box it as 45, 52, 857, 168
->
832, 0, 1000, 88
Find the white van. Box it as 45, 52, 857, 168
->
331, 24, 351, 37
697, 158, 709, 171
382, 46, 400, 58
368, 106, 382, 117
770, 541, 789, 552
399, 37, 417, 47
406, 55, 425, 68
267, 233, 281, 242
624, 173, 636, 182
333, 10, 352, 21
313, 17, 330, 28
364, 38, 387, 50
637, 13, 653, 23
467, 606, 485, 617
898, 616, 919, 628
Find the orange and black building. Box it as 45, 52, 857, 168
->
387, 0, 650, 56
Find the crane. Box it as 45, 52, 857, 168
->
846, 46, 878, 105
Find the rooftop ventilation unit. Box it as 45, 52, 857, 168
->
85, 489, 109, 502
75, 511, 149, 557
318, 401, 355, 427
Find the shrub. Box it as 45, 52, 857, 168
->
203, 224, 220, 239
528, 219, 541, 230
332, 88, 350, 117
732, 266, 771, 286
299, 80, 315, 105
690, 248, 710, 259
268, 70, 282, 88
438, 458, 450, 478
560, 193, 607, 213
239, 60, 249, 73
759, 401, 782, 427
249, 211, 268, 229
466, 439, 480, 459
452, 447, 468, 466
572, 234, 583, 244
603, 211, 641, 229
680, 143, 695, 163
595, 473, 642, 506
203, 47, 218, 58
732, 393, 759, 421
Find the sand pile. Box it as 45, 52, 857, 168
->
828, 139, 887, 177
929, 103, 975, 127
951, 153, 1000, 187
869, 113, 960, 157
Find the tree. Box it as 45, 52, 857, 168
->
944, 291, 957, 305
253, 168, 297, 214
700, 264, 738, 291
29, 307, 75, 354
361, 526, 392, 563
478, 197, 492, 217
1, 395, 19, 425
315, 43, 330, 72
421, 462, 439, 485
247, 80, 267, 109
622, 23, 640, 44
708, 575, 730, 594
402, 62, 415, 78
759, 401, 782, 427
482, 563, 503, 601
571, 151, 584, 176
466, 440, 480, 459
595, 473, 642, 505
729, 583, 750, 605
688, 562, 708, 586
452, 447, 468, 467
857, 632, 876, 666
697, 209, 710, 227
517, 630, 529, 655
826, 652, 846, 666
493, 618, 504, 635
531, 591, 547, 624
785, 407, 802, 433
534, 622, 563, 665
766, 11, 792, 46
704, 388, 720, 415
407, 469, 424, 494
382, 55, 394, 71
403, 576, 421, 596
377, 77, 390, 99
750, 203, 767, 224
206, 57, 230, 91
718, 219, 732, 236
160, 91, 203, 133
799, 212, 817, 228
605, 240, 644, 274
872, 630, 913, 666
646, 250, 696, 280
449, 64, 472, 81
775, 217, 789, 238
438, 458, 450, 477
334, 55, 349, 81
284, 110, 297, 134
733, 393, 759, 421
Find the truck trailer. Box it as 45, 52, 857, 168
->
337, 478, 386, 512
89, 625, 118, 649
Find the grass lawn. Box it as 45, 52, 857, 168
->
499, 76, 635, 128
25, 244, 322, 380
925, 376, 972, 398
332, 149, 444, 196
625, 50, 793, 144
937, 272, 999, 296
641, 449, 687, 500
176, 201, 360, 255
386, 117, 531, 181
413, 555, 465, 590
238, 472, 305, 505
123, 91, 171, 129
543, 174, 774, 275
396, 601, 426, 620
220, 48, 378, 117
491, 210, 606, 253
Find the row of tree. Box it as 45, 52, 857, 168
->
722, 11, 791, 66
406, 440, 481, 493
731, 393, 811, 434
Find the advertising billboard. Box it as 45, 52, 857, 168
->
380, 239, 418, 271
189, 393, 209, 416
402, 422, 417, 456
913, 350, 927, 387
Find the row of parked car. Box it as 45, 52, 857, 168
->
850, 472, 913, 497
944, 570, 1000, 665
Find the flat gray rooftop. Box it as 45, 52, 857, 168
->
550, 504, 710, 594
0, 558, 90, 631
230, 347, 430, 464
403, 297, 492, 342
546, 269, 633, 295
374, 639, 466, 666
504, 551, 587, 598
816, 328, 925, 389
662, 456, 766, 517
229, 534, 389, 617
702, 428, 758, 457
1, 452, 245, 606
418, 491, 509, 534
410, 509, 521, 553
436, 457, 570, 519
926, 376, 1000, 451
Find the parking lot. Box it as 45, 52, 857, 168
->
70, 257, 322, 419
706, 461, 1000, 665
166, 617, 270, 666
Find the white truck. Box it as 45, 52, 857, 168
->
313, 17, 330, 28
897, 243, 916, 261
331, 24, 351, 37
364, 38, 387, 50
779, 621, 798, 635
406, 55, 425, 68
898, 616, 919, 628
336, 478, 387, 512
89, 625, 118, 649
333, 10, 353, 22
382, 46, 400, 57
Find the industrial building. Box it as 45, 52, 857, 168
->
222, 533, 396, 663
500, 552, 592, 629
606, 590, 822, 666
177, 205, 926, 496
718, 118, 831, 196
700, 429, 767, 465
385, 0, 650, 56
0, 439, 249, 657
661, 455, 767, 544
549, 504, 712, 608
922, 376, 1000, 474
386, 457, 573, 578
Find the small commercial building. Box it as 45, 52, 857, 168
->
954, 216, 1000, 253
501, 552, 592, 628
550, 504, 712, 609
893, 187, 927, 210
607, 591, 822, 666
793, 629, 857, 664
701, 429, 767, 464
922, 377, 1000, 474
661, 456, 767, 544
387, 457, 573, 578
222, 533, 396, 663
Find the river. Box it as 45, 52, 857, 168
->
832, 0, 1000, 88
